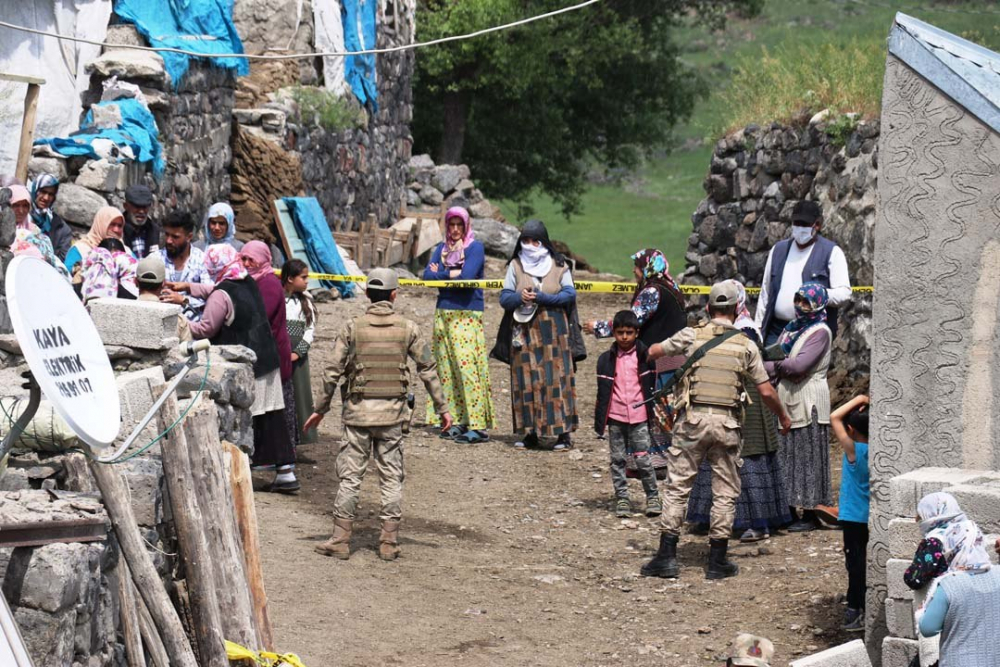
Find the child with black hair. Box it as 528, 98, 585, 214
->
830, 394, 870, 632
282, 259, 319, 445
595, 310, 661, 517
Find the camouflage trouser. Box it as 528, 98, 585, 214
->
333, 424, 405, 521
608, 421, 658, 500
659, 412, 742, 540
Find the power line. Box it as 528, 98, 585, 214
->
0, 0, 601, 62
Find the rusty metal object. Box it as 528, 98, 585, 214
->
0, 518, 107, 548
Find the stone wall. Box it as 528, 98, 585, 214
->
682, 117, 877, 402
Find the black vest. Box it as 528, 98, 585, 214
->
761, 235, 840, 339
638, 283, 687, 348
213, 278, 280, 378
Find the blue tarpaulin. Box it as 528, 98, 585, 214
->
114, 0, 249, 86
283, 197, 354, 297
34, 99, 165, 176
342, 0, 378, 108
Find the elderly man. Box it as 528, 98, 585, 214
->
754, 200, 851, 346
122, 184, 161, 259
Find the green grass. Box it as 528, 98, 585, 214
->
500, 0, 1000, 277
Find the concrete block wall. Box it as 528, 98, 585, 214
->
790, 640, 872, 667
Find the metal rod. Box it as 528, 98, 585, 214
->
0, 373, 41, 459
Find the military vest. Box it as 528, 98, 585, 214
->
347, 312, 409, 398
683, 323, 751, 410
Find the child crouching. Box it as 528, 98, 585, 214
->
595, 311, 661, 518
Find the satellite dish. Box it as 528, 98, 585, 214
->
6, 256, 120, 451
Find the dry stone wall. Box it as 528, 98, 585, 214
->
682, 117, 877, 402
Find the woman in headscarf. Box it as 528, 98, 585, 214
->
81, 238, 138, 303
584, 248, 687, 472
918, 519, 999, 667
7, 185, 70, 278
767, 282, 833, 532
686, 279, 792, 541
64, 207, 126, 277
240, 240, 298, 490
28, 173, 73, 260
195, 202, 244, 252
177, 243, 297, 494
422, 206, 494, 443
492, 220, 581, 451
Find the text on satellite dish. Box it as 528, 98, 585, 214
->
32, 326, 96, 398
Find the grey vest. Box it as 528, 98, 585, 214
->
761, 235, 839, 338
939, 568, 1000, 667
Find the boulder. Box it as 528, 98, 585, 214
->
474, 217, 518, 257
419, 185, 444, 206
85, 49, 168, 84
75, 160, 127, 193
408, 154, 435, 171
51, 183, 108, 227
431, 165, 465, 194
27, 156, 68, 181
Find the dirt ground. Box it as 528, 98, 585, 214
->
256, 261, 855, 667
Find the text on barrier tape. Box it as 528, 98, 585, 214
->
300, 273, 874, 295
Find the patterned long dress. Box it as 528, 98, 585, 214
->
510, 307, 578, 437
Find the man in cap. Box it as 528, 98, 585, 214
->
135, 255, 192, 342
755, 200, 851, 345
726, 634, 774, 667
641, 281, 791, 580
122, 184, 161, 259
303, 268, 453, 561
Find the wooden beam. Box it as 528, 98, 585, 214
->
0, 73, 45, 86
115, 560, 145, 667
135, 592, 170, 667
14, 83, 41, 184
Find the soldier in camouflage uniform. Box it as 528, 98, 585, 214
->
304, 268, 452, 561
641, 281, 791, 580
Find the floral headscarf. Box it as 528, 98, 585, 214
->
11, 227, 70, 280
779, 282, 829, 354
919, 519, 993, 618
918, 492, 967, 541
205, 243, 247, 283
240, 240, 273, 281
203, 202, 237, 245
442, 206, 474, 268
632, 248, 684, 307
29, 173, 59, 232
81, 247, 138, 302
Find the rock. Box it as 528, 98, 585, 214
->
88, 299, 180, 351
408, 154, 435, 171
27, 156, 68, 181
469, 199, 497, 218
809, 109, 831, 125
431, 165, 465, 194
419, 185, 444, 206
474, 218, 519, 257
52, 183, 108, 227
532, 574, 564, 585
75, 160, 127, 193
85, 49, 168, 84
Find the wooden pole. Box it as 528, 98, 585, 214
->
115, 560, 145, 667
14, 83, 41, 184
182, 403, 259, 649
223, 440, 274, 651
156, 393, 228, 667
87, 461, 197, 667
135, 592, 170, 667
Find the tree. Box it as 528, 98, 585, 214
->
412, 0, 761, 216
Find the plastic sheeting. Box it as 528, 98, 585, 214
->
35, 98, 165, 176
282, 197, 353, 296
114, 0, 249, 87
0, 0, 113, 175
342, 0, 378, 108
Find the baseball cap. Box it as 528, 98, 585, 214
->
367, 268, 398, 291
791, 200, 821, 225
124, 184, 153, 207
136, 255, 166, 284
709, 281, 740, 307
728, 634, 773, 667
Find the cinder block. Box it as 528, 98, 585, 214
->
945, 478, 1000, 534
885, 598, 915, 639
88, 298, 180, 351
886, 559, 914, 601
888, 517, 921, 559
881, 637, 918, 667
889, 467, 991, 518
115, 367, 166, 448
889, 474, 919, 518
789, 640, 872, 667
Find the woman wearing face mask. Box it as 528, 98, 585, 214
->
195, 202, 244, 252
492, 220, 583, 451
28, 173, 73, 260
767, 282, 833, 533
422, 206, 495, 443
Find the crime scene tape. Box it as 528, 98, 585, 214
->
302, 273, 874, 296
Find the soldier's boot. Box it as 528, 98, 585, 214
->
378, 520, 402, 561
705, 538, 739, 580
640, 533, 679, 578
315, 518, 353, 559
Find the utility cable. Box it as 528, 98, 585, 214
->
0, 0, 601, 61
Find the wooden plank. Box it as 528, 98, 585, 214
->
116, 560, 145, 667
87, 460, 197, 667
15, 83, 41, 184
223, 441, 274, 651
135, 592, 170, 667
272, 199, 321, 289
0, 73, 45, 86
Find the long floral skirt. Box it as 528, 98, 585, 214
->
779, 407, 832, 508
686, 453, 793, 530
509, 307, 578, 437
425, 309, 495, 430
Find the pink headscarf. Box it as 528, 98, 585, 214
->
205, 243, 247, 283
240, 240, 273, 281
8, 185, 32, 229
442, 206, 473, 268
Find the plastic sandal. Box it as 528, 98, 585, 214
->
456, 430, 490, 444
439, 425, 467, 440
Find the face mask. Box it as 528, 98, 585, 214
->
791, 225, 815, 245
520, 241, 548, 261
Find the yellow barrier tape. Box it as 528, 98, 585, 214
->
301, 272, 874, 296
226, 640, 306, 667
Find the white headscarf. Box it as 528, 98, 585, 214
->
919, 519, 993, 618
918, 492, 967, 541
519, 241, 552, 278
